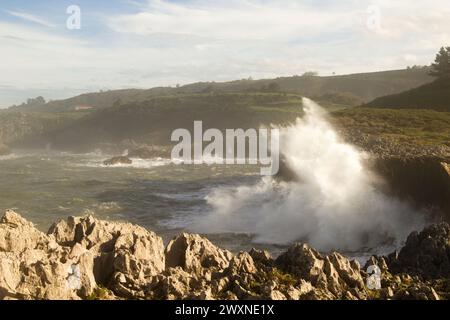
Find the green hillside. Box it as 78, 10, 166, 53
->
181, 68, 432, 103
16, 93, 306, 151
364, 78, 450, 111
7, 91, 448, 156
9, 68, 433, 113
3, 67, 446, 154
331, 107, 450, 148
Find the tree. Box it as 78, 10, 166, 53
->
25, 96, 46, 106
430, 47, 450, 78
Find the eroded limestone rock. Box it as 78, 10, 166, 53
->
1, 210, 449, 301
165, 233, 232, 275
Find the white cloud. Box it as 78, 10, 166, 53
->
1, 0, 450, 107
5, 10, 55, 28
105, 0, 450, 44
107, 0, 357, 41
102, 0, 450, 75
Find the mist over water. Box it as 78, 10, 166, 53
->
0, 99, 428, 255
194, 98, 425, 252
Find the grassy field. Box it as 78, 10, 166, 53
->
2, 92, 449, 153
331, 107, 450, 147
365, 78, 450, 112
8, 67, 433, 113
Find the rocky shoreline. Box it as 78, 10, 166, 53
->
0, 210, 449, 300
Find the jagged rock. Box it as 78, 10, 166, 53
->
111, 228, 165, 295
275, 243, 325, 282
48, 216, 80, 246
268, 290, 287, 300
211, 277, 230, 295
1, 210, 450, 300
344, 291, 358, 300
328, 253, 364, 289
248, 248, 273, 268
297, 280, 314, 296
2, 211, 165, 300
226, 252, 257, 275
301, 288, 337, 300
0, 252, 21, 299
165, 233, 232, 275
76, 251, 98, 298
381, 287, 394, 299
364, 256, 389, 273
371, 156, 450, 220
284, 286, 301, 300
231, 280, 259, 300
275, 243, 365, 298
215, 252, 259, 299
322, 257, 342, 295
48, 215, 165, 296
150, 267, 202, 300
387, 222, 450, 279
0, 213, 88, 299
394, 284, 441, 300
0, 209, 53, 253
0, 248, 85, 300
0, 210, 96, 299
103, 156, 132, 166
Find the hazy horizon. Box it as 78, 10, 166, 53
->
1, 0, 449, 108
0, 66, 424, 109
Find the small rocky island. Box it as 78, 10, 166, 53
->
103, 156, 133, 166
0, 210, 448, 300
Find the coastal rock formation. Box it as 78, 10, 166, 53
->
103, 156, 132, 166
339, 131, 450, 220
48, 215, 165, 298
0, 211, 164, 300
0, 210, 92, 299
275, 244, 366, 299
361, 224, 450, 300
165, 233, 233, 275
386, 222, 450, 279
0, 210, 449, 300
371, 156, 450, 220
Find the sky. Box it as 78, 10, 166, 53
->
0, 0, 449, 108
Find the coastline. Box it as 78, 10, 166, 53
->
0, 210, 448, 300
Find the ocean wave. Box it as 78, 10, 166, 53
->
192, 98, 426, 252
75, 157, 172, 169
94, 201, 122, 210
154, 189, 210, 201
0, 153, 20, 161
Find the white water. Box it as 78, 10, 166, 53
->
194, 98, 425, 252
0, 153, 20, 161
76, 156, 171, 169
